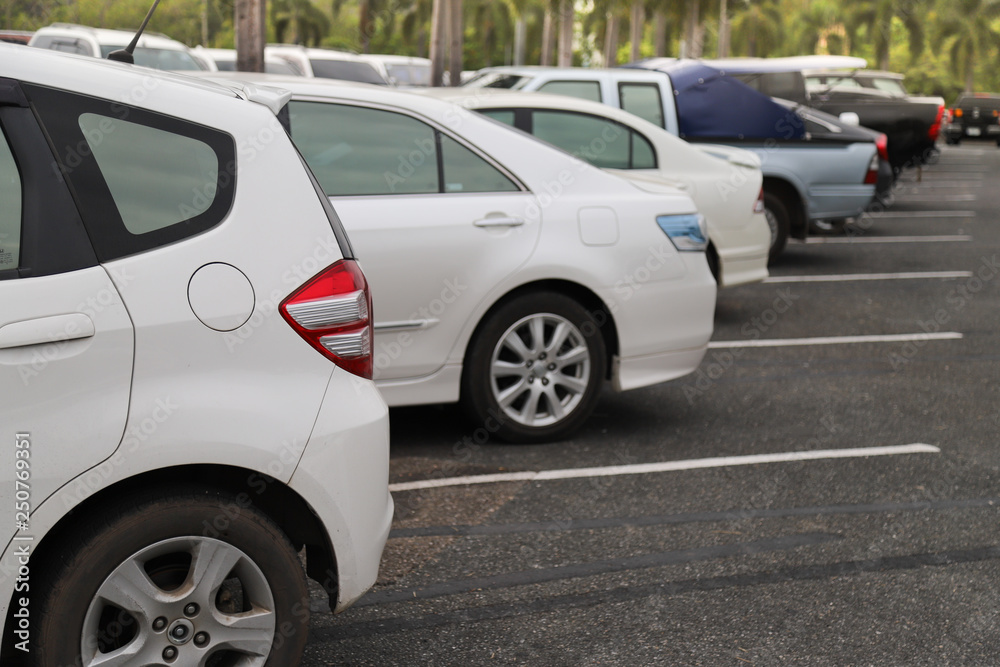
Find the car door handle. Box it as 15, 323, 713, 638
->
0, 313, 95, 350
473, 216, 524, 228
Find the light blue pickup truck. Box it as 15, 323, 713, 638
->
463, 63, 879, 261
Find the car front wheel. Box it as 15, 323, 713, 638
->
31, 490, 309, 667
462, 292, 606, 444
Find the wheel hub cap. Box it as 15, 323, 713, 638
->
167, 619, 194, 645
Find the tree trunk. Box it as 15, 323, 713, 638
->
629, 0, 643, 63
448, 0, 463, 85
514, 16, 527, 65
717, 0, 729, 58
430, 0, 446, 86
604, 13, 619, 66
653, 10, 668, 57
235, 0, 265, 72
692, 18, 704, 57
557, 0, 573, 66
965, 56, 975, 92
541, 7, 555, 65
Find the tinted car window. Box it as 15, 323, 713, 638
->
309, 59, 387, 84
440, 134, 518, 193
289, 101, 438, 195
619, 83, 664, 128
26, 84, 236, 261
532, 111, 631, 169
537, 80, 602, 102
631, 132, 656, 169
0, 130, 21, 271
79, 114, 219, 235
480, 109, 516, 126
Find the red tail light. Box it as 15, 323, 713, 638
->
875, 133, 889, 161
753, 187, 765, 214
928, 104, 945, 141
864, 154, 879, 185
280, 259, 373, 379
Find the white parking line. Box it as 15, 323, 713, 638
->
709, 332, 962, 349
388, 444, 941, 492
865, 211, 976, 218
765, 271, 973, 283
894, 194, 978, 202
805, 235, 972, 244
896, 182, 984, 189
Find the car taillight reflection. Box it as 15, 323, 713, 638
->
281, 259, 374, 379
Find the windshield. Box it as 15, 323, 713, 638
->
386, 63, 431, 86
462, 72, 528, 89
99, 45, 204, 71
309, 59, 387, 85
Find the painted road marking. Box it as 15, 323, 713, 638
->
893, 194, 978, 202
865, 210, 976, 218
805, 235, 972, 244
388, 444, 940, 492
764, 271, 973, 283
708, 332, 962, 349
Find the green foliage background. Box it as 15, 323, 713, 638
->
5, 0, 1000, 101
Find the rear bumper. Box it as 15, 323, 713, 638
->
289, 372, 392, 612
807, 184, 875, 220
712, 211, 770, 288
943, 122, 1000, 138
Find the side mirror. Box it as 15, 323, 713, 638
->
839, 112, 861, 127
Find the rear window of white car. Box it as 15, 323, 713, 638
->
288, 101, 520, 196
0, 130, 20, 271
530, 110, 657, 170
78, 114, 219, 235
26, 84, 237, 261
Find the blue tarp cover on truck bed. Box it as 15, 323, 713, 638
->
625, 60, 806, 140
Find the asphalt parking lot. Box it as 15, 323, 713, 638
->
304, 143, 1000, 665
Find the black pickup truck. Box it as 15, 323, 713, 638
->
703, 60, 945, 176
942, 93, 1000, 145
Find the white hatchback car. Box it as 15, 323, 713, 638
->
201, 73, 717, 443
428, 88, 771, 288
0, 46, 391, 664
266, 44, 389, 84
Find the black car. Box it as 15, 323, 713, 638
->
943, 93, 1000, 146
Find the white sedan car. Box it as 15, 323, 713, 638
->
427, 88, 771, 288
1, 46, 390, 663
201, 74, 717, 443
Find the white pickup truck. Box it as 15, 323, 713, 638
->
464, 66, 879, 259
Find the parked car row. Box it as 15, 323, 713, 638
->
0, 42, 733, 663
25, 22, 433, 88
463, 62, 881, 259
3, 33, 950, 665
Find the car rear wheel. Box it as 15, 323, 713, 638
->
763, 190, 790, 263
462, 292, 606, 444
31, 490, 309, 667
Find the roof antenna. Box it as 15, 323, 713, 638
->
106, 0, 163, 64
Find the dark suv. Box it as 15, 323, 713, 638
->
943, 93, 1000, 145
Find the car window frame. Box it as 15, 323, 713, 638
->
0, 78, 98, 281
24, 83, 237, 263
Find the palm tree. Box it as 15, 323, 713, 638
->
846, 0, 926, 70
271, 0, 330, 46
729, 0, 782, 57
932, 0, 1000, 91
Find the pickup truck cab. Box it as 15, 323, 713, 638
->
464, 65, 878, 261
943, 93, 1000, 146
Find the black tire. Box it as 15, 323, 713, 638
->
946, 137, 960, 146
462, 292, 606, 444
30, 489, 309, 666
763, 190, 791, 263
